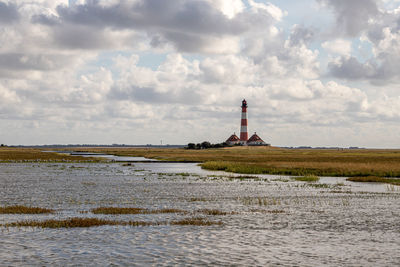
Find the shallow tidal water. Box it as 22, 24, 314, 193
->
1, 162, 400, 266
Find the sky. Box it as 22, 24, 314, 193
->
1, 0, 400, 147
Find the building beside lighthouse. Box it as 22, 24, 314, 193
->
226, 99, 269, 146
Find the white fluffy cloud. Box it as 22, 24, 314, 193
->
322, 39, 352, 55
1, 0, 400, 147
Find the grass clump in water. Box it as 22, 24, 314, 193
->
347, 176, 400, 185
188, 197, 209, 202
198, 209, 229, 216
176, 172, 190, 177
2, 217, 222, 228
91, 207, 186, 214
92, 207, 144, 214
306, 183, 331, 188
171, 217, 223, 226
0, 205, 54, 214
146, 208, 186, 214
293, 175, 320, 182
250, 209, 286, 214
241, 197, 281, 206
3, 218, 159, 228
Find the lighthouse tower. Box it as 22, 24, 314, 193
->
225, 99, 270, 146
240, 99, 248, 143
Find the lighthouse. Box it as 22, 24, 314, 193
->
240, 99, 248, 143
225, 99, 269, 146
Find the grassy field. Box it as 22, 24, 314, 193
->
56, 146, 400, 178
0, 147, 103, 162
3, 146, 400, 179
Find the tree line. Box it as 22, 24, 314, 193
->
186, 141, 240, 149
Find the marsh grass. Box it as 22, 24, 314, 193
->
386, 184, 400, 192
293, 175, 320, 182
188, 197, 209, 202
176, 172, 190, 177
250, 209, 286, 214
81, 181, 96, 186
227, 175, 260, 181
347, 176, 400, 185
329, 190, 353, 194
0, 147, 103, 162
306, 183, 332, 189
92, 207, 144, 214
91, 207, 233, 216
2, 217, 223, 228
146, 208, 187, 214
91, 207, 186, 214
241, 197, 281, 206
272, 178, 290, 182
170, 217, 223, 226
240, 196, 352, 207
0, 205, 54, 214
2, 218, 162, 228
14, 146, 400, 177
197, 209, 230, 216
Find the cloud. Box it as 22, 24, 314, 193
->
322, 2, 400, 84
318, 0, 379, 36
0, 2, 20, 24
322, 39, 352, 55
328, 27, 400, 83
288, 25, 316, 47
0, 53, 74, 71
2, 0, 400, 147
28, 0, 279, 53
328, 57, 375, 80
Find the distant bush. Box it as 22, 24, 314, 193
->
186, 141, 231, 149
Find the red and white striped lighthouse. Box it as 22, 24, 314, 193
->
240, 99, 248, 143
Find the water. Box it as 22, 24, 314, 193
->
50, 151, 158, 162
1, 162, 400, 266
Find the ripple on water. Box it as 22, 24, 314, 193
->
1, 163, 400, 266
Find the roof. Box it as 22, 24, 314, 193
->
226, 134, 240, 142
247, 133, 264, 143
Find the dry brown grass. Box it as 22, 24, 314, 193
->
0, 147, 102, 162
2, 217, 223, 228
0, 205, 54, 214
91, 207, 144, 214
2, 218, 158, 228
19, 146, 400, 177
